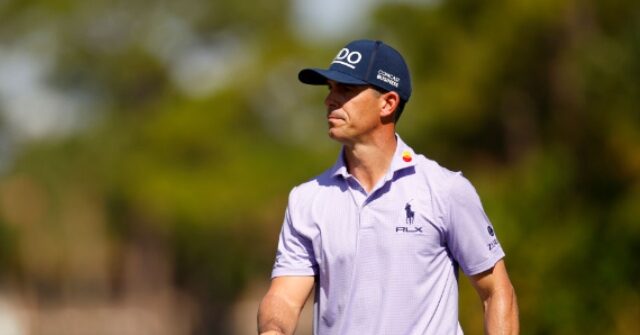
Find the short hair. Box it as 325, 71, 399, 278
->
372, 86, 408, 123
394, 99, 407, 122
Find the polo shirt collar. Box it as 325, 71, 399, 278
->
331, 134, 417, 180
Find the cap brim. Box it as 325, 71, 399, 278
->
298, 68, 368, 86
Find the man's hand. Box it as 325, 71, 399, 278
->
258, 276, 315, 335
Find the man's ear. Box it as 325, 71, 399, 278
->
379, 91, 401, 119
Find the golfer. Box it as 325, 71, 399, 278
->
258, 39, 519, 335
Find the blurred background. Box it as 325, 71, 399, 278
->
0, 0, 638, 334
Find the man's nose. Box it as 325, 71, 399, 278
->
324, 89, 339, 110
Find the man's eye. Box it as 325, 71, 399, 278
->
327, 84, 360, 94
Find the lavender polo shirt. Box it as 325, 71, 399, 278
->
272, 136, 505, 335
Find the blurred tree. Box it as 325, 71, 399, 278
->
0, 0, 638, 334
0, 0, 314, 333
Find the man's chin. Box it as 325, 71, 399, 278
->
328, 129, 348, 143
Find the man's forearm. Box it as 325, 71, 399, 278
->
483, 286, 519, 334
257, 293, 301, 335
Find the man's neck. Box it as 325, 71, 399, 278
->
343, 134, 397, 193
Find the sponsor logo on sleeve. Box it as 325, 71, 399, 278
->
487, 226, 499, 250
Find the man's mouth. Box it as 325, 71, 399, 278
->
327, 111, 344, 121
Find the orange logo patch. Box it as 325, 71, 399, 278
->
402, 150, 412, 162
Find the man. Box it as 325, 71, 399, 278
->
258, 39, 519, 335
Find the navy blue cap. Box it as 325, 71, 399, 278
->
298, 39, 412, 101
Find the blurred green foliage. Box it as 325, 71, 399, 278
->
0, 0, 638, 334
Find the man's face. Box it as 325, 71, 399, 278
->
324, 80, 384, 144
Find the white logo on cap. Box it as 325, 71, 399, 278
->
331, 48, 362, 69
376, 69, 400, 88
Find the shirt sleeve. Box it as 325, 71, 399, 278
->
271, 190, 318, 278
445, 173, 505, 276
